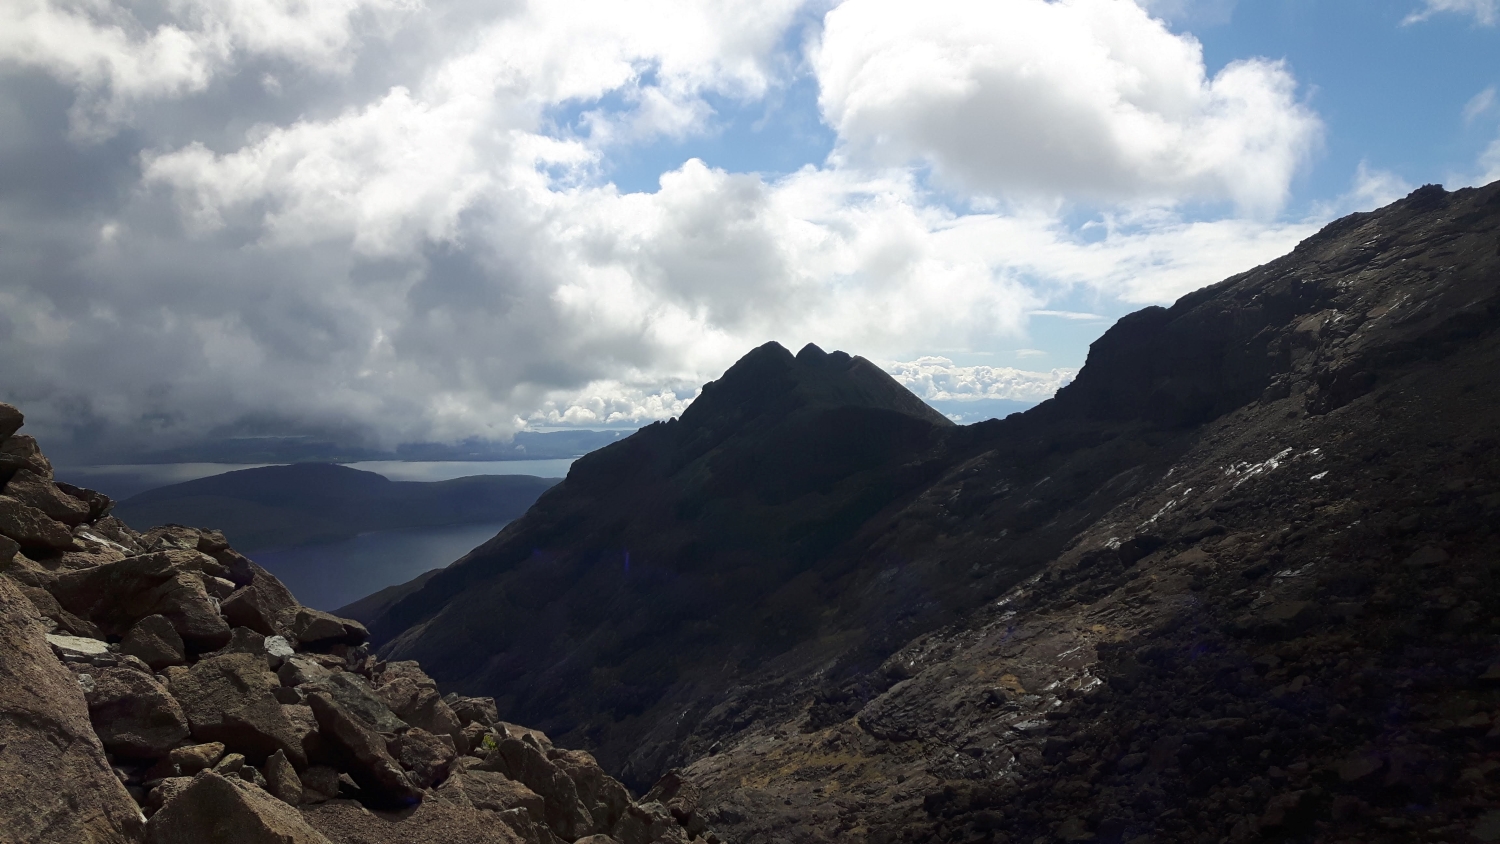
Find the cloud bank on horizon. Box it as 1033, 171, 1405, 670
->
0, 0, 1494, 457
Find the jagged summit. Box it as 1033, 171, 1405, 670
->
678, 341, 952, 433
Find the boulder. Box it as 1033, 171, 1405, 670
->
264, 749, 303, 805
291, 607, 369, 649
0, 494, 77, 549
0, 532, 17, 567
445, 693, 500, 727
557, 747, 633, 833
223, 563, 301, 637
87, 666, 191, 758
0, 401, 22, 440
166, 653, 309, 767
121, 614, 187, 670
0, 434, 51, 477
145, 770, 333, 844
390, 727, 458, 789
147, 776, 195, 813
436, 757, 546, 821
0, 575, 146, 843
612, 801, 689, 844
53, 550, 232, 648
305, 687, 423, 808
4, 470, 92, 525
279, 655, 335, 688
169, 742, 228, 777
483, 735, 597, 839
46, 631, 113, 661
54, 480, 116, 522
299, 765, 341, 804
306, 671, 407, 735
377, 675, 464, 749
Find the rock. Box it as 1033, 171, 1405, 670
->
145, 770, 333, 844
391, 727, 458, 789
147, 776, 195, 812
53, 549, 233, 649
170, 742, 227, 776
291, 607, 369, 649
87, 666, 191, 758
46, 631, 113, 660
0, 494, 77, 549
483, 735, 598, 839
279, 655, 335, 687
557, 748, 632, 834
0, 402, 22, 440
215, 752, 247, 776
265, 635, 295, 662
1403, 545, 1450, 568
0, 532, 17, 567
54, 480, 116, 521
305, 687, 423, 808
445, 694, 500, 727
222, 563, 301, 637
307, 671, 408, 735
1258, 790, 1310, 830
5, 469, 92, 525
299, 765, 341, 804
0, 575, 146, 843
166, 653, 309, 767
437, 757, 547, 819
264, 749, 303, 805
0, 434, 51, 477
613, 800, 688, 844
281, 703, 326, 764
214, 626, 269, 659
377, 675, 464, 749
210, 546, 255, 587
121, 614, 188, 670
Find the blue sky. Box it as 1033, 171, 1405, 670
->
0, 0, 1496, 452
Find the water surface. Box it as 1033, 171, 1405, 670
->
57, 458, 575, 500
251, 521, 510, 611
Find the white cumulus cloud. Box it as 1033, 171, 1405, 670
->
813, 0, 1321, 214
1405, 0, 1499, 25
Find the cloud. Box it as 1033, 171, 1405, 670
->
0, 0, 415, 137
1465, 86, 1497, 124
1480, 138, 1500, 185
0, 0, 1331, 459
813, 0, 1321, 214
1404, 0, 1499, 25
886, 357, 1075, 402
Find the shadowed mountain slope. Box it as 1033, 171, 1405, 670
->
370, 181, 1500, 819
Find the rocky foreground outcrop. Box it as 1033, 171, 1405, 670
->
0, 407, 716, 844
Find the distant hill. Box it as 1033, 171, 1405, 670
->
112, 463, 560, 551
60, 428, 631, 466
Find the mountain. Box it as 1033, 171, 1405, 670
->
0, 404, 717, 844
363, 180, 1500, 843
112, 463, 559, 552
52, 428, 631, 466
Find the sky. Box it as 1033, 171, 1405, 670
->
0, 0, 1496, 458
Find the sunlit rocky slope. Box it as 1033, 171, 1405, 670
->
366, 181, 1500, 842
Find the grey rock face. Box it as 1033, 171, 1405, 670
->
305, 687, 423, 808
86, 666, 191, 758
121, 614, 187, 671
166, 653, 309, 768
0, 576, 146, 844
145, 770, 332, 844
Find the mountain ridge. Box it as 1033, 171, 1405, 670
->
365, 178, 1500, 826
